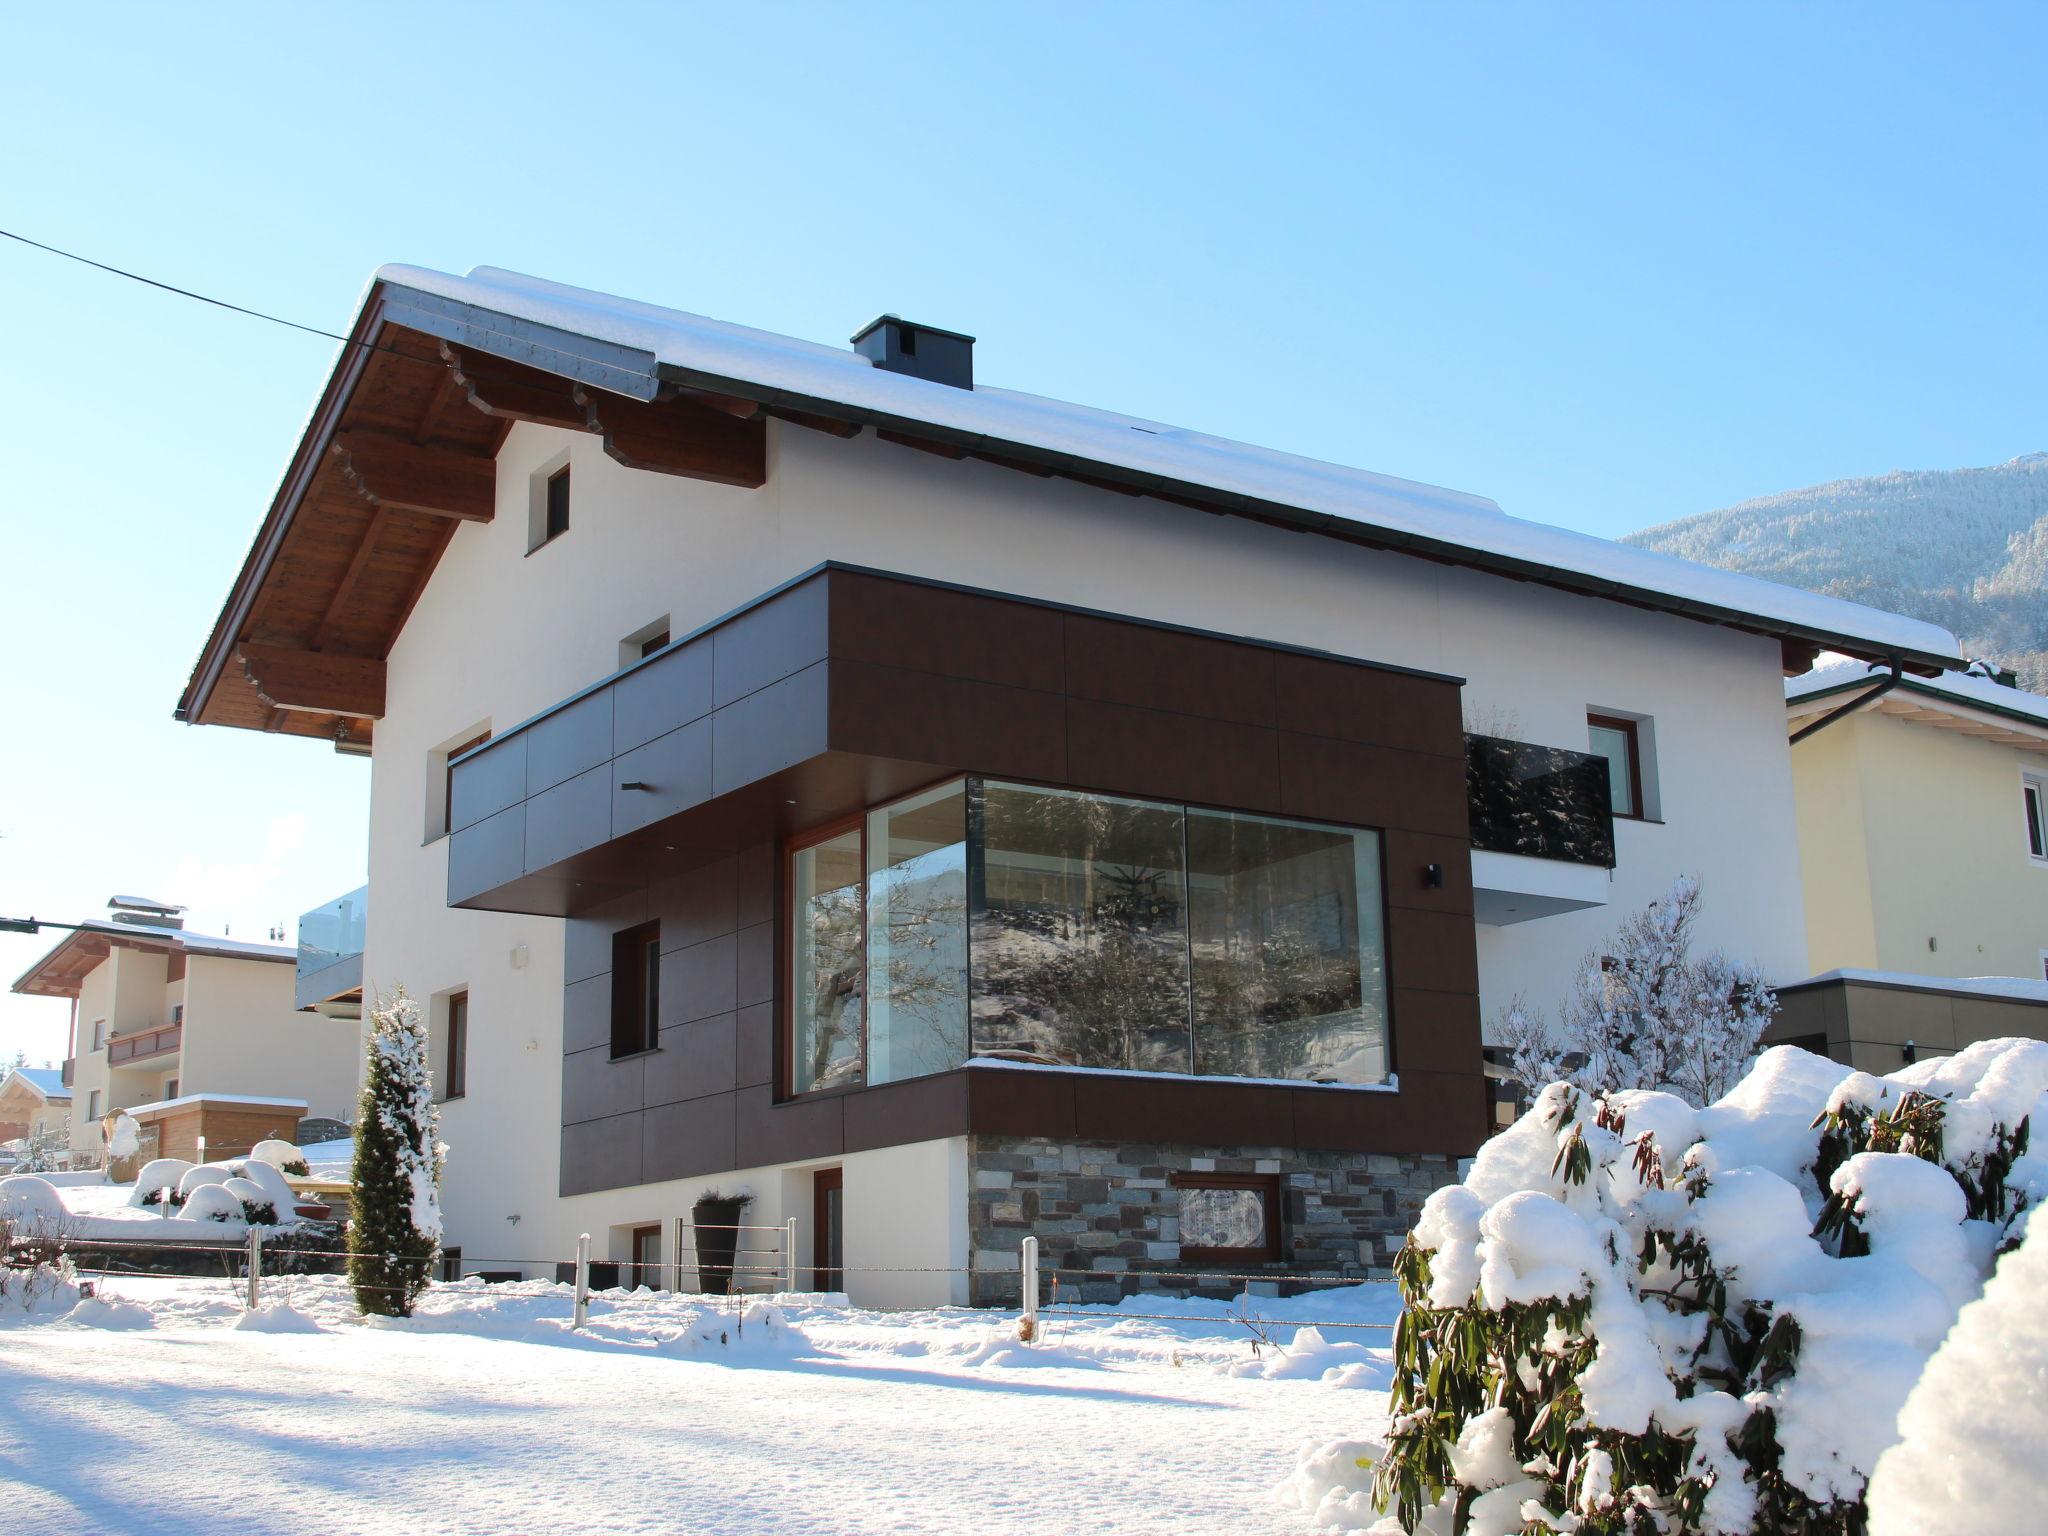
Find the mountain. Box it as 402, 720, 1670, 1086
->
1627, 453, 2048, 692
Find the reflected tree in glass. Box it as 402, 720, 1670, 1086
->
866, 782, 969, 1084
791, 828, 865, 1092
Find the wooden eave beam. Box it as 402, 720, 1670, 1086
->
328, 430, 495, 522
442, 343, 588, 431
578, 389, 767, 487
237, 643, 386, 719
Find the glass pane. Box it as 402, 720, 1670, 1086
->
1587, 724, 1635, 816
970, 781, 1191, 1072
791, 827, 865, 1093
1188, 808, 1389, 1084
2027, 783, 2045, 859
866, 781, 970, 1084
1181, 1186, 1267, 1250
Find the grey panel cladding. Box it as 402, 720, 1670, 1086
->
525, 687, 615, 798
614, 642, 714, 755
446, 805, 526, 907
450, 734, 526, 832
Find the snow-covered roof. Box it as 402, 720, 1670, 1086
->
125, 1092, 311, 1117
108, 894, 185, 914
11, 918, 294, 1000
5, 1067, 70, 1101
372, 263, 1961, 667
1788, 657, 2048, 737
1783, 969, 2048, 1004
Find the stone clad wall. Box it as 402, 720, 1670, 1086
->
966, 1134, 1456, 1304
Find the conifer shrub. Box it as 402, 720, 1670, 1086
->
348, 990, 444, 1318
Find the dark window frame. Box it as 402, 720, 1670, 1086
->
639, 630, 670, 659
609, 921, 662, 1059
445, 990, 468, 1101
1171, 1171, 1283, 1265
629, 1223, 664, 1290
542, 465, 571, 544
1587, 713, 1647, 821
439, 1247, 463, 1283
2024, 773, 2046, 863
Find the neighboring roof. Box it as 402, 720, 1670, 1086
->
1787, 656, 2048, 748
11, 919, 295, 1000
3, 1067, 71, 1102
176, 265, 1963, 741
1781, 969, 2048, 1004
126, 1092, 309, 1117
109, 894, 185, 915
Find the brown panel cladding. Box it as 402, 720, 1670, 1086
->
523, 565, 1482, 1196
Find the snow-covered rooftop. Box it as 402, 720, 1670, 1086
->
372, 263, 1961, 665
1784, 969, 2048, 1004
124, 1092, 310, 1117
1788, 656, 2048, 730
7, 1067, 69, 1100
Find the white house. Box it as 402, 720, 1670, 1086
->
174, 266, 1960, 1302
0, 1066, 71, 1158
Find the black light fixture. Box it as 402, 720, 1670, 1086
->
1425, 863, 1445, 889
1902, 1039, 1918, 1064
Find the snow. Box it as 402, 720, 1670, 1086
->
1790, 967, 2048, 1003
295, 1135, 353, 1177
1789, 654, 2048, 726
0, 1174, 65, 1225
7, 1066, 69, 1100
123, 1091, 310, 1116
0, 1272, 1401, 1535
1867, 1215, 2048, 1534
370, 262, 1959, 663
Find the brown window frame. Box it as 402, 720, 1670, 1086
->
630, 1223, 664, 1290
609, 921, 662, 1060
1587, 713, 1646, 822
543, 465, 571, 544
443, 731, 492, 837
812, 1166, 845, 1292
1171, 1171, 1283, 1266
445, 990, 469, 1101
639, 630, 670, 659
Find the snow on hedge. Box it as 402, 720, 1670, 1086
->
1288, 1039, 2048, 1535
1866, 1202, 2048, 1533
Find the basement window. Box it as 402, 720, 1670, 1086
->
1172, 1172, 1282, 1265
610, 922, 661, 1058
2025, 772, 2047, 865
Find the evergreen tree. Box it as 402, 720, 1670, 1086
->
348, 989, 443, 1317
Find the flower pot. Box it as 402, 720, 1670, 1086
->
691, 1196, 750, 1295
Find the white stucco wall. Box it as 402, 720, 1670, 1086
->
364, 419, 1811, 1287
175, 955, 362, 1123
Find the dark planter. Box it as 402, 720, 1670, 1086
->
555, 1260, 622, 1290
692, 1196, 751, 1295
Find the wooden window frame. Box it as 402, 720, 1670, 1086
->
445, 990, 469, 1101
609, 922, 661, 1060
630, 1223, 664, 1290
639, 630, 670, 659
812, 1166, 845, 1292
1171, 1171, 1283, 1266
1587, 713, 1647, 822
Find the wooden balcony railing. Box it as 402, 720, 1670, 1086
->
107, 1022, 182, 1066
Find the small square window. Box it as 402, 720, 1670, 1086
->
1588, 713, 1646, 820
1172, 1172, 1282, 1265
610, 922, 661, 1058
640, 630, 670, 659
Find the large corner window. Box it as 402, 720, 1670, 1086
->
785, 778, 1390, 1096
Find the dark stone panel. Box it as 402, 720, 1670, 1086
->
563, 1044, 646, 1124
446, 805, 526, 907
966, 1068, 1077, 1139
1291, 1071, 1486, 1157
735, 1084, 844, 1167
735, 842, 776, 929
1388, 988, 1484, 1077
711, 576, 830, 707
449, 734, 527, 833
734, 921, 775, 1009
1382, 830, 1476, 917
844, 1071, 971, 1153
1388, 907, 1482, 997
611, 719, 714, 836
830, 571, 1066, 693
735, 1001, 775, 1089
614, 638, 715, 755
826, 660, 1067, 785
1062, 614, 1277, 727
649, 855, 737, 951
561, 1111, 645, 1196
523, 765, 615, 873
563, 975, 613, 1056
1272, 655, 1465, 758
1277, 733, 1469, 838
710, 662, 831, 797
660, 933, 738, 1026
1065, 698, 1281, 811
525, 686, 615, 798
566, 892, 645, 985
1466, 735, 1615, 868
1071, 1074, 1295, 1146
646, 1013, 738, 1106
644, 1094, 740, 1183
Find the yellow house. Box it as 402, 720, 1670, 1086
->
1786, 660, 2048, 982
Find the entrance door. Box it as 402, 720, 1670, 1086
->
630, 1223, 663, 1290
812, 1167, 844, 1293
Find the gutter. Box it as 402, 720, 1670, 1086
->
1789, 659, 1903, 745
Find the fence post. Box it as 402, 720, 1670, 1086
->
672, 1215, 689, 1294
1018, 1235, 1039, 1343
572, 1232, 591, 1329
245, 1226, 262, 1311
785, 1216, 799, 1293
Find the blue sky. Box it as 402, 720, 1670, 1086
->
2, 3, 2043, 1059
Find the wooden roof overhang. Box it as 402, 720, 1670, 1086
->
180, 281, 1962, 747
1787, 678, 2048, 751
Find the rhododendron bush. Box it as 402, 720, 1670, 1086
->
1288, 1039, 2048, 1535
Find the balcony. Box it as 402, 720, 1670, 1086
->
108, 1022, 182, 1066
1465, 734, 1615, 925
297, 885, 367, 1013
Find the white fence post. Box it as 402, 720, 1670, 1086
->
245, 1226, 262, 1311
672, 1215, 689, 1294
572, 1232, 591, 1329
1018, 1235, 1039, 1343
785, 1216, 798, 1294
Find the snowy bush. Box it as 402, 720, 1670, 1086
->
181, 1183, 244, 1223
1295, 1039, 2048, 1535
176, 1163, 234, 1202
248, 1139, 310, 1177
348, 989, 443, 1317
0, 1174, 65, 1228
130, 1157, 195, 1208
17, 1120, 68, 1174
230, 1157, 298, 1219
220, 1177, 277, 1225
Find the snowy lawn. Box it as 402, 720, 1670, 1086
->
0, 1274, 1398, 1535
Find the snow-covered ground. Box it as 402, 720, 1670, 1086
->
0, 1274, 1398, 1535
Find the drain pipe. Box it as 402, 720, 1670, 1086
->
1789, 659, 1904, 746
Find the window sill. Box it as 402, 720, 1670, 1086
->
608, 1046, 662, 1064
525, 532, 568, 558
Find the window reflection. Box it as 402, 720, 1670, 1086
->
791, 827, 864, 1093
866, 782, 969, 1085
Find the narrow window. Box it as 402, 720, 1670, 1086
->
630, 1223, 663, 1290
171, 1004, 184, 1027
92, 1018, 107, 1052
445, 991, 469, 1101
1172, 1173, 1282, 1265
2024, 774, 2046, 863
165, 1077, 179, 1098
1587, 714, 1645, 820
87, 1088, 101, 1120
439, 1247, 463, 1283
545, 466, 571, 542
610, 922, 661, 1058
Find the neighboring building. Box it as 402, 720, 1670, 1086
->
11, 896, 363, 1163
1768, 970, 2048, 1075
1785, 659, 2048, 983
0, 1066, 71, 1152
173, 265, 1960, 1302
